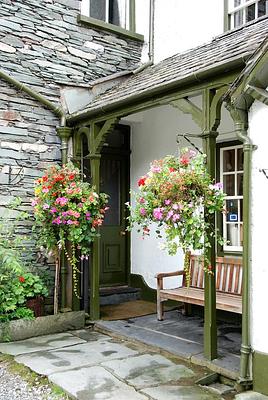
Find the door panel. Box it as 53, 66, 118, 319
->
99, 126, 130, 287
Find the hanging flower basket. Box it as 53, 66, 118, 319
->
127, 148, 225, 282
32, 163, 109, 306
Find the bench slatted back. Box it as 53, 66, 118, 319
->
183, 255, 242, 295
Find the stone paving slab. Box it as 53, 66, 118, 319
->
15, 337, 139, 375
235, 392, 268, 399
49, 365, 148, 400
0, 332, 86, 355
141, 384, 222, 399
96, 320, 204, 359
102, 353, 195, 389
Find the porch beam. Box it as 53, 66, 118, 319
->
171, 98, 203, 128
70, 71, 240, 128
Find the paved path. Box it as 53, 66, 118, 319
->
0, 328, 267, 400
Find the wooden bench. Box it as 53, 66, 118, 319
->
156, 255, 242, 320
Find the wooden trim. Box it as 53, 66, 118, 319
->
78, 14, 144, 42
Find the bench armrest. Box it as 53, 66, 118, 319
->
156, 270, 184, 291
155, 270, 184, 279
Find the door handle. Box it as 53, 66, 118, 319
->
120, 231, 126, 236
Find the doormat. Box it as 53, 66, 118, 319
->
100, 300, 157, 321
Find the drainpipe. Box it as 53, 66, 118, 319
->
227, 103, 255, 388
148, 0, 155, 63
133, 0, 155, 74
0, 69, 71, 311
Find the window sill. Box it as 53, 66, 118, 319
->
78, 15, 144, 42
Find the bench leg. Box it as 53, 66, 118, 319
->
181, 303, 192, 316
157, 297, 164, 321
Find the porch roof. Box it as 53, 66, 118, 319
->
68, 16, 268, 123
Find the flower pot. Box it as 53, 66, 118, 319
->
26, 296, 44, 317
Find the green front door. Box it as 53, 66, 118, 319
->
99, 125, 130, 287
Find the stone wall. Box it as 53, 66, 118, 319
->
0, 0, 143, 309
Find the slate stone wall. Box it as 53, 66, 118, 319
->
0, 0, 143, 309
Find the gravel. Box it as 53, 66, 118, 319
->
0, 363, 67, 400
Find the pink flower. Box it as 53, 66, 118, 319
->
62, 211, 68, 216
151, 165, 161, 173
140, 208, 146, 216
172, 204, 179, 210
50, 207, 57, 214
67, 219, 73, 225
73, 211, 80, 218
43, 203, 50, 210
52, 217, 62, 225
42, 188, 49, 193
164, 199, 171, 205
139, 198, 145, 204
55, 197, 68, 206
166, 210, 174, 220
153, 207, 163, 220
213, 182, 223, 190
31, 199, 38, 206
172, 214, 180, 222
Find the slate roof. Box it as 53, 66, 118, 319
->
69, 16, 268, 121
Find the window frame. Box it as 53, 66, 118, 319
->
227, 0, 268, 29
81, 0, 134, 32
219, 143, 244, 253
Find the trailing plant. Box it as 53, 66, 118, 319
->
32, 163, 109, 300
0, 200, 48, 323
127, 148, 225, 283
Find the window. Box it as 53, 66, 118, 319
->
220, 145, 243, 252
228, 0, 268, 29
81, 0, 129, 29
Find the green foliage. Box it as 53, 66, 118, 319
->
128, 149, 226, 278
0, 199, 48, 322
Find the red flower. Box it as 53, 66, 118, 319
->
169, 167, 175, 172
19, 276, 25, 283
180, 156, 189, 166
69, 174, 75, 180
138, 176, 146, 186
42, 176, 48, 182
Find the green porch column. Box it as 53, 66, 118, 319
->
56, 126, 72, 311
89, 153, 101, 320
202, 129, 218, 361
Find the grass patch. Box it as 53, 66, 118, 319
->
0, 353, 70, 399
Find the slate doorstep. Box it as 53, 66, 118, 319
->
0, 311, 85, 342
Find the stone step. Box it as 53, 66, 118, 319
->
98, 286, 141, 305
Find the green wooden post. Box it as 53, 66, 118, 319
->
202, 131, 218, 360
202, 88, 220, 361
89, 152, 101, 320
129, 0, 136, 32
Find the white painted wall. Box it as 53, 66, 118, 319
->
136, 0, 225, 63
123, 105, 200, 288
249, 99, 268, 354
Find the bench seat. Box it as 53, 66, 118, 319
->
156, 255, 242, 320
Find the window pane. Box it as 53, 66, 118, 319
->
109, 0, 120, 25
234, 10, 243, 26
246, 3, 255, 21
227, 224, 239, 246
237, 173, 243, 195
240, 199, 243, 222
223, 174, 235, 195
234, 0, 241, 6
237, 148, 243, 171
90, 0, 106, 21
226, 199, 238, 222
223, 149, 235, 172
258, 0, 267, 17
